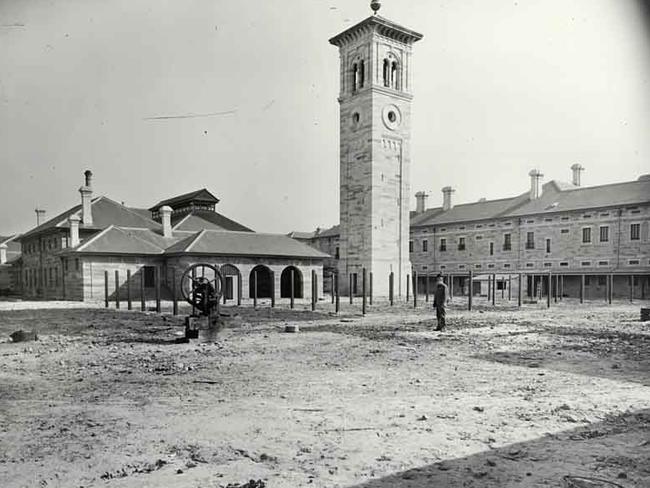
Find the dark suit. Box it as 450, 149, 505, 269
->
432, 281, 448, 330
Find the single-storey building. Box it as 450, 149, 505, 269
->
16, 171, 328, 303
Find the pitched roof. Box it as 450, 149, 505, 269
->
411, 193, 531, 227
166, 230, 329, 259
149, 188, 220, 211
0, 234, 21, 260
172, 211, 253, 232
293, 225, 341, 240
287, 231, 316, 240
72, 226, 186, 255
506, 179, 650, 217
20, 197, 161, 240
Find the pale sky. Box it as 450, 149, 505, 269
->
1, 0, 649, 236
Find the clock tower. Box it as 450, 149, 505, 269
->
329, 3, 423, 296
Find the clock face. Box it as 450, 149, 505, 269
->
382, 104, 402, 130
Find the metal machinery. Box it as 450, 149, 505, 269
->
180, 263, 225, 340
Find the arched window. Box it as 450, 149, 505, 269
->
352, 63, 358, 92
359, 60, 365, 88
383, 59, 390, 87
391, 61, 399, 89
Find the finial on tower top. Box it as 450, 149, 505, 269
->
370, 0, 381, 15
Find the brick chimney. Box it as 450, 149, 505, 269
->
160, 205, 173, 238
571, 163, 584, 187
528, 169, 543, 200
0, 243, 7, 264
415, 191, 429, 214
68, 215, 81, 247
442, 186, 455, 211
79, 170, 93, 225
35, 209, 46, 226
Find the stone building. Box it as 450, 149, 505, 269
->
0, 234, 21, 293
302, 168, 650, 299
15, 171, 327, 302
329, 12, 423, 297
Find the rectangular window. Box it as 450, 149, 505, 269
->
561, 229, 570, 234
544, 262, 552, 267
546, 238, 551, 253
458, 264, 465, 269
422, 240, 428, 252
503, 263, 511, 268
629, 259, 640, 265
630, 223, 640, 241
526, 263, 534, 268
75, 258, 80, 271
489, 242, 494, 256
458, 237, 466, 251
598, 276, 606, 286
475, 264, 482, 269
335, 247, 340, 259
525, 232, 534, 249
503, 233, 511, 251
582, 227, 592, 243
561, 217, 569, 221
598, 261, 609, 266
439, 238, 447, 252
143, 266, 156, 287
560, 262, 568, 267
488, 264, 495, 269
581, 261, 591, 267
476, 235, 483, 240
599, 226, 609, 243
545, 218, 553, 222
583, 214, 591, 219
409, 241, 414, 253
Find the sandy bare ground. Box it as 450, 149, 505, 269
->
0, 299, 649, 488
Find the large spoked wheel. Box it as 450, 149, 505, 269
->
180, 263, 225, 315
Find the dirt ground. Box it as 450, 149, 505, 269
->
1, 298, 649, 488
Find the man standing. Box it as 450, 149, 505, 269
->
432, 274, 449, 331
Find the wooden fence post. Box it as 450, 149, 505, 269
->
449, 274, 454, 300
508, 275, 512, 301
127, 269, 132, 310
270, 270, 275, 309
580, 275, 585, 304
331, 273, 335, 304
115, 270, 120, 309
491, 274, 496, 306
609, 273, 613, 304
362, 268, 367, 316
547, 272, 552, 308
335, 272, 340, 313
172, 268, 178, 316
290, 269, 295, 309
369, 271, 373, 306
140, 268, 146, 312
406, 274, 410, 302
468, 270, 473, 311
155, 267, 161, 313
104, 270, 109, 308
518, 273, 523, 308
311, 270, 317, 311
413, 271, 418, 308
389, 272, 394, 307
